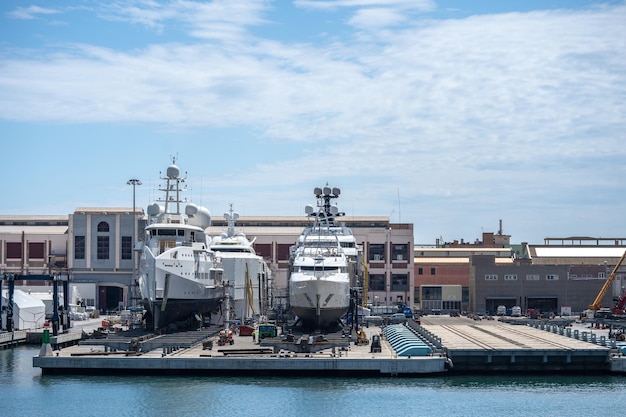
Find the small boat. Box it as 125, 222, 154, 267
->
288, 186, 362, 329
138, 159, 224, 330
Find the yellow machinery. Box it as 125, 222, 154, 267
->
356, 329, 369, 346
361, 257, 369, 309
588, 250, 626, 311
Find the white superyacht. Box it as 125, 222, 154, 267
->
138, 160, 224, 331
289, 186, 362, 329
209, 205, 271, 323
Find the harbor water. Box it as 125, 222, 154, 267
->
2, 346, 626, 417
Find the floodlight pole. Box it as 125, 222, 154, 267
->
127, 178, 142, 308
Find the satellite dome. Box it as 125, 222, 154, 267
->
147, 203, 163, 216
167, 164, 180, 179
186, 203, 212, 228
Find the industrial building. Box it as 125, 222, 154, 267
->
414, 233, 626, 317
2, 210, 626, 327
206, 215, 415, 309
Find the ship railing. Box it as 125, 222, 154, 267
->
299, 247, 344, 257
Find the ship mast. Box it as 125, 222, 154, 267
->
224, 204, 239, 238
310, 185, 344, 227
159, 156, 186, 216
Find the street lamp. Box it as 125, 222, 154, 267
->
127, 179, 142, 308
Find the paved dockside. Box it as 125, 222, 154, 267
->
33, 325, 447, 376
32, 316, 625, 375
419, 316, 612, 372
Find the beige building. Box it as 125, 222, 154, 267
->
0, 215, 69, 279
206, 215, 414, 309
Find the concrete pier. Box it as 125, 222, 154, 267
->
33, 325, 446, 376
419, 316, 611, 372
32, 316, 626, 376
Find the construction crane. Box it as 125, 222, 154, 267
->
588, 250, 626, 311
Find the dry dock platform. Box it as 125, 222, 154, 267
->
33, 325, 446, 376
418, 316, 612, 372
33, 316, 626, 376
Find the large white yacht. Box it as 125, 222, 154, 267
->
289, 186, 362, 329
209, 205, 271, 322
138, 160, 224, 331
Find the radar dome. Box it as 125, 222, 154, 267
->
186, 203, 212, 229
147, 203, 164, 216
305, 205, 314, 215
167, 165, 180, 179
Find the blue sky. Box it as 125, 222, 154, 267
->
1, 0, 625, 245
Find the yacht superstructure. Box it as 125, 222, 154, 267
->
138, 160, 223, 330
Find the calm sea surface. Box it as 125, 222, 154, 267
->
1, 346, 625, 417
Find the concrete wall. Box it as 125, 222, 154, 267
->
470, 255, 613, 315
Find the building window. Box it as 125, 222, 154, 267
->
97, 236, 109, 260
485, 274, 498, 280
391, 274, 408, 291
277, 244, 291, 262
392, 244, 408, 261
430, 268, 436, 275
6, 242, 22, 259
443, 300, 461, 310
599, 272, 606, 279
504, 274, 517, 281
422, 286, 442, 300
418, 268, 423, 275
369, 244, 385, 261
526, 274, 540, 280
28, 242, 45, 259
97, 221, 110, 232
74, 236, 85, 260
254, 243, 272, 260
369, 274, 385, 291
546, 274, 559, 281
121, 236, 132, 260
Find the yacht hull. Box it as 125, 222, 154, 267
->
142, 295, 223, 330
289, 276, 350, 329
218, 255, 268, 320
139, 244, 223, 330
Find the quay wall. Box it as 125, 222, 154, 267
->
33, 355, 447, 376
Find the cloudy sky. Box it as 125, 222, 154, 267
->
1, 0, 625, 245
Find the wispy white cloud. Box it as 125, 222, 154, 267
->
347, 7, 408, 28
294, 0, 435, 11
295, 0, 435, 29
7, 5, 60, 20
98, 0, 270, 39
1, 2, 625, 242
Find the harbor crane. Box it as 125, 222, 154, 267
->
588, 250, 626, 312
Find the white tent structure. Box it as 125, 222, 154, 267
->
2, 289, 46, 330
